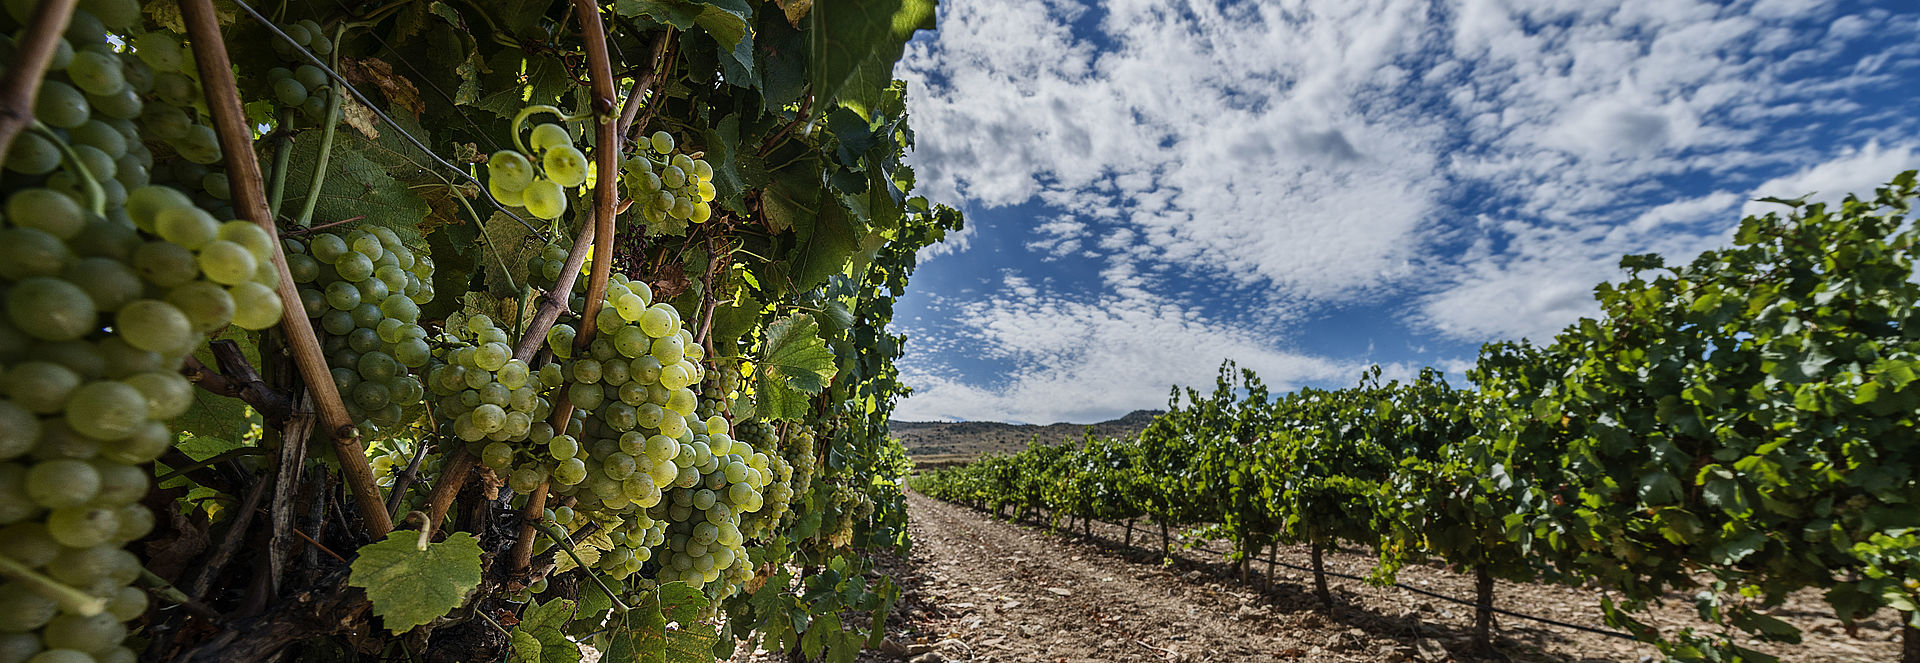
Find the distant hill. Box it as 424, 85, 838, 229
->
892, 410, 1163, 469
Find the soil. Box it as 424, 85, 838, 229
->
739, 491, 1907, 663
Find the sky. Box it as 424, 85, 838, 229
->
886, 0, 1920, 424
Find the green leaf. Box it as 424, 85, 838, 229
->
788, 201, 861, 292
348, 531, 484, 633
509, 629, 543, 663
604, 582, 719, 663
810, 0, 936, 117
515, 599, 581, 663
760, 314, 838, 393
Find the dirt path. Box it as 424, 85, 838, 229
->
859, 492, 1905, 663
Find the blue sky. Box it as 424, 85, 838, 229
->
888, 0, 1920, 424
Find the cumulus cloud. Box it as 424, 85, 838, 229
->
893, 0, 1920, 422
891, 288, 1358, 423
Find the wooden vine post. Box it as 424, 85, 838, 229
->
180, 0, 392, 538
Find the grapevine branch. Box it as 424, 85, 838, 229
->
512, 0, 624, 576
0, 0, 76, 159
181, 0, 394, 539
615, 30, 673, 146
180, 342, 293, 426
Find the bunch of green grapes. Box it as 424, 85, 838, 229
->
781, 425, 818, 502
729, 420, 798, 538
523, 239, 572, 287
431, 314, 554, 489
0, 7, 284, 661
125, 31, 223, 167
620, 130, 717, 226
285, 227, 434, 438
262, 19, 335, 123
486, 122, 587, 221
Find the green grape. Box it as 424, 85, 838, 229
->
529, 123, 571, 152
294, 65, 328, 92
64, 381, 148, 441
7, 277, 96, 342
67, 50, 125, 96
195, 240, 257, 285
7, 188, 86, 239
522, 179, 566, 220
543, 146, 588, 188
35, 81, 90, 128
335, 251, 374, 281
649, 130, 674, 154
228, 281, 283, 330
64, 258, 142, 313
309, 233, 348, 262
5, 130, 63, 174
0, 228, 74, 281
26, 459, 100, 509
153, 205, 218, 249
488, 177, 525, 206
488, 150, 534, 191
115, 299, 192, 353
272, 77, 308, 106
46, 505, 119, 547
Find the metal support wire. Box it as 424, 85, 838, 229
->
227, 0, 549, 242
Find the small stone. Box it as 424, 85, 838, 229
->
1045, 587, 1072, 596
909, 653, 945, 663
907, 643, 936, 655
1415, 638, 1449, 662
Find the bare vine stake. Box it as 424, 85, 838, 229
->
180, 0, 392, 538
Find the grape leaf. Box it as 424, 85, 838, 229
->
509, 630, 542, 663
787, 201, 862, 293
810, 0, 935, 117
603, 582, 719, 663
759, 314, 837, 394
512, 599, 580, 663
348, 531, 484, 633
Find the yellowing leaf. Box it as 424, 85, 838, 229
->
348, 531, 483, 633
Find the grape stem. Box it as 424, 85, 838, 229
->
531, 520, 633, 613
0, 552, 108, 616
182, 0, 394, 540
30, 121, 106, 215
0, 0, 78, 161
294, 24, 349, 228
509, 104, 593, 156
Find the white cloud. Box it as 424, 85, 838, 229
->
893, 286, 1357, 423
1743, 141, 1920, 216
894, 0, 1920, 421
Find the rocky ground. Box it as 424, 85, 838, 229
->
735, 491, 1906, 662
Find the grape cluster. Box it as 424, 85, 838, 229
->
621, 130, 717, 226
486, 123, 587, 221
524, 239, 572, 287
286, 228, 434, 438
430, 314, 552, 457
126, 31, 224, 167
0, 5, 284, 661
263, 19, 336, 124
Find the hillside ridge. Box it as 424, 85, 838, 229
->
892, 409, 1162, 468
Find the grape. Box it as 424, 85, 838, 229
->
66, 50, 125, 96
26, 460, 100, 509
5, 131, 62, 174
529, 123, 571, 152
272, 77, 308, 106
153, 205, 218, 249
115, 300, 192, 353
543, 146, 588, 188
132, 241, 198, 287
228, 281, 284, 330
488, 150, 534, 191
7, 189, 86, 240
7, 278, 96, 342
649, 130, 674, 154
64, 381, 148, 441
522, 179, 567, 220
0, 228, 76, 281
35, 81, 90, 128
195, 240, 257, 285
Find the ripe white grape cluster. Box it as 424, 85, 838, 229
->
286, 228, 435, 437
486, 123, 588, 221
622, 130, 717, 226
263, 19, 337, 124
709, 373, 795, 541
0, 5, 284, 662
429, 313, 551, 454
